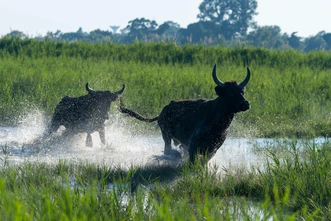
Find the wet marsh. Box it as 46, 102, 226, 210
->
1, 39, 331, 219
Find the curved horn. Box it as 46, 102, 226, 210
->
212, 64, 225, 87
114, 84, 126, 95
86, 82, 95, 93
239, 67, 251, 88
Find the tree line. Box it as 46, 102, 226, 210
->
3, 0, 331, 53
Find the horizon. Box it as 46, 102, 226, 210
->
1, 0, 330, 38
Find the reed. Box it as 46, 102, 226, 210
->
1, 40, 331, 137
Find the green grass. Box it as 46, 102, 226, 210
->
1, 39, 331, 219
1, 40, 331, 137
1, 140, 331, 220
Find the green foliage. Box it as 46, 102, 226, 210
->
1, 38, 331, 67
1, 39, 331, 138
258, 139, 331, 219
1, 142, 331, 220
304, 35, 327, 52
246, 26, 287, 49
197, 0, 258, 39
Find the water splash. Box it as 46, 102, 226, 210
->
0, 109, 270, 171
0, 110, 183, 167
0, 109, 46, 145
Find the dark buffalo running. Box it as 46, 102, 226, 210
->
119, 65, 251, 163
41, 83, 125, 147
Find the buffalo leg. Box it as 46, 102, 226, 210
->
207, 149, 217, 162
86, 133, 93, 147
161, 131, 172, 155
99, 127, 106, 145
188, 147, 198, 163
46, 121, 60, 136
188, 136, 204, 164
37, 121, 60, 143
161, 131, 181, 157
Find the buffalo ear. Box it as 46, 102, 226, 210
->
215, 86, 226, 96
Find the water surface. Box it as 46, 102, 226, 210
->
0, 123, 269, 171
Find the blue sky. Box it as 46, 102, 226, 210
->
1, 0, 330, 38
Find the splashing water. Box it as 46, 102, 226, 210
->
0, 110, 269, 171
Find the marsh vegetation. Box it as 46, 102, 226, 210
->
1, 39, 331, 219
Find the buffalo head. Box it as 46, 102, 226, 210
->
212, 64, 250, 113
85, 82, 126, 121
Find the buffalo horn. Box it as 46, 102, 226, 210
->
238, 67, 251, 88
86, 82, 95, 93
114, 84, 126, 95
212, 64, 225, 87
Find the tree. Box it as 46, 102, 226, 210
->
178, 21, 221, 44
45, 30, 62, 40
6, 30, 27, 39
197, 0, 258, 39
156, 21, 180, 37
121, 18, 158, 40
320, 31, 331, 50
288, 32, 302, 50
304, 34, 327, 52
89, 29, 113, 42
246, 25, 287, 49
60, 27, 87, 42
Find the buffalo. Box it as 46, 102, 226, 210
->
40, 83, 125, 147
119, 64, 251, 163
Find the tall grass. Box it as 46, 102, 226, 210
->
260, 139, 331, 217
1, 38, 331, 68
1, 141, 330, 219
1, 38, 331, 137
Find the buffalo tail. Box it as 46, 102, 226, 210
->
119, 97, 158, 123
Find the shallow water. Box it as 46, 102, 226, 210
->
0, 123, 269, 170
0, 115, 327, 171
